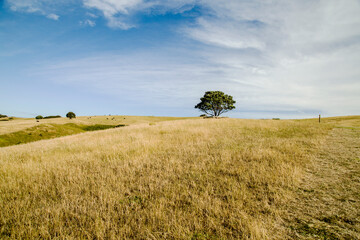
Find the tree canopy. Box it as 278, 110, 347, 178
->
195, 91, 236, 117
66, 112, 76, 119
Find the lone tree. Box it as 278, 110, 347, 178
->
35, 115, 43, 119
195, 91, 236, 117
66, 112, 76, 119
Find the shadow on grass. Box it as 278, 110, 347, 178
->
0, 123, 126, 147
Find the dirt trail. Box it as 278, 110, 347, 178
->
286, 127, 360, 239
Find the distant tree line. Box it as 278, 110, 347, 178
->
0, 114, 8, 118
35, 115, 61, 119
35, 112, 76, 120
44, 115, 62, 119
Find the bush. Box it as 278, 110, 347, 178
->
43, 115, 61, 119
35, 115, 43, 120
0, 114, 8, 118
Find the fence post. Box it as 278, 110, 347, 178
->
319, 114, 321, 123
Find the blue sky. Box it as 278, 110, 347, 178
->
1, 0, 359, 119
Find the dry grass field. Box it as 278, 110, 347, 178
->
0, 116, 195, 147
0, 115, 193, 135
0, 116, 359, 239
285, 126, 360, 239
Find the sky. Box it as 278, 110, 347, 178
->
1, 0, 359, 119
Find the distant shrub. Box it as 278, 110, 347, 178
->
66, 112, 76, 119
1, 117, 14, 121
35, 115, 43, 119
200, 114, 207, 117
44, 115, 61, 119
0, 114, 7, 118
272, 118, 280, 120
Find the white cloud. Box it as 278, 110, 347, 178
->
34, 50, 220, 106
47, 13, 59, 20
78, 0, 360, 116
180, 0, 360, 117
80, 19, 96, 27
82, 0, 197, 29
6, 0, 195, 29
82, 0, 144, 29
7, 0, 360, 117
5, 0, 68, 20
186, 17, 266, 50
83, 0, 143, 15
7, 0, 45, 13
86, 12, 98, 18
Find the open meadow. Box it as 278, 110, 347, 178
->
3, 1, 360, 239
0, 116, 359, 239
0, 116, 194, 147
0, 115, 194, 135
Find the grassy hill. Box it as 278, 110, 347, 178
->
0, 116, 359, 239
0, 116, 194, 147
0, 123, 125, 147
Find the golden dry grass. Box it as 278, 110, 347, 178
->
0, 117, 337, 239
285, 126, 360, 239
0, 115, 195, 135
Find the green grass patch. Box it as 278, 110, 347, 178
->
335, 126, 360, 130
0, 117, 14, 121
0, 123, 122, 147
82, 124, 125, 131
291, 222, 339, 239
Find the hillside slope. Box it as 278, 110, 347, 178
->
0, 115, 194, 135
285, 126, 360, 239
0, 116, 194, 147
0, 117, 358, 239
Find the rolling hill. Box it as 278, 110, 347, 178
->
0, 116, 359, 239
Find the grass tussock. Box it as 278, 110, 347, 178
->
0, 118, 333, 239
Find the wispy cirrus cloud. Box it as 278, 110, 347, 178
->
182, 0, 360, 116
5, 0, 68, 20
80, 19, 96, 27
4, 0, 360, 118
6, 0, 198, 28
46, 13, 59, 20
82, 0, 144, 29
81, 0, 198, 29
